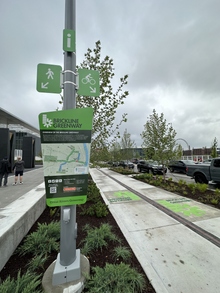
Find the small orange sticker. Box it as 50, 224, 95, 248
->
63, 187, 76, 191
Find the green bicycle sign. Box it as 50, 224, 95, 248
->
77, 69, 100, 97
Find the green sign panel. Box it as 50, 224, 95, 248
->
38, 107, 93, 207
63, 29, 75, 52
77, 69, 100, 97
37, 63, 62, 93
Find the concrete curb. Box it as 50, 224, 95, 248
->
0, 183, 46, 271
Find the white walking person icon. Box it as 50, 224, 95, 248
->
46, 68, 54, 79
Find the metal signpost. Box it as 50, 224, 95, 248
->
37, 0, 99, 289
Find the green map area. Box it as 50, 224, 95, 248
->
42, 143, 90, 176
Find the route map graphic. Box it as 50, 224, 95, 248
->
42, 143, 90, 176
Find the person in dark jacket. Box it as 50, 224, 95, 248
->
12, 156, 25, 185
0, 157, 11, 187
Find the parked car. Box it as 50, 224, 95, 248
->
168, 160, 195, 173
107, 161, 119, 167
186, 158, 220, 184
202, 159, 212, 164
137, 160, 167, 175
119, 160, 134, 169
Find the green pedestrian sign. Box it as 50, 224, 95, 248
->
38, 107, 93, 207
77, 68, 100, 97
37, 63, 62, 93
63, 29, 75, 52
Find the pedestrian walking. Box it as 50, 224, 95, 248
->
0, 157, 11, 187
12, 156, 25, 185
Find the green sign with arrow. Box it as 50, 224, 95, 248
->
77, 68, 100, 97
37, 63, 62, 93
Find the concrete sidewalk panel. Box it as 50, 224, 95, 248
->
195, 217, 220, 239
110, 201, 178, 231
132, 223, 220, 293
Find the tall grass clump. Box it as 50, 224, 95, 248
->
80, 223, 121, 254
0, 270, 43, 293
16, 221, 60, 257
85, 262, 145, 293
196, 183, 208, 193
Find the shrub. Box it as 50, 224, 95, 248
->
80, 223, 120, 253
211, 199, 218, 205
0, 270, 43, 293
87, 181, 100, 203
196, 183, 208, 193
16, 221, 60, 257
112, 246, 132, 263
187, 183, 196, 190
187, 183, 197, 194
80, 201, 109, 218
26, 254, 49, 272
178, 179, 184, 187
215, 188, 220, 198
85, 262, 145, 293
153, 180, 161, 186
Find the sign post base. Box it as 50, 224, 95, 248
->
52, 250, 81, 286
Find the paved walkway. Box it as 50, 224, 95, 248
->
90, 168, 220, 293
0, 166, 44, 208
0, 166, 45, 271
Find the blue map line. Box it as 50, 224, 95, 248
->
84, 143, 89, 167
59, 162, 67, 171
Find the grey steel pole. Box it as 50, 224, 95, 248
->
60, 0, 77, 266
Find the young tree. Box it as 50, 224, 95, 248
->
60, 41, 129, 160
110, 140, 122, 166
174, 144, 183, 160
211, 137, 218, 158
120, 129, 136, 165
141, 109, 177, 180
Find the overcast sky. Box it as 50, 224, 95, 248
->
1, 0, 220, 150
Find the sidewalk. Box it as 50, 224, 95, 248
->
90, 168, 220, 293
0, 167, 45, 271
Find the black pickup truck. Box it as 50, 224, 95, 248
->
186, 158, 220, 184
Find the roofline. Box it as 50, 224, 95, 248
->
0, 107, 40, 136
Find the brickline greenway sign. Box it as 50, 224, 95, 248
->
38, 107, 93, 207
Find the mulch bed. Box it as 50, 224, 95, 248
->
0, 180, 156, 292
133, 175, 220, 210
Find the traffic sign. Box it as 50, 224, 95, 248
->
37, 63, 62, 93
63, 29, 75, 52
77, 69, 100, 97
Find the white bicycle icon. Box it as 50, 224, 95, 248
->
81, 74, 96, 85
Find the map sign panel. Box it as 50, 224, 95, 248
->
38, 107, 93, 207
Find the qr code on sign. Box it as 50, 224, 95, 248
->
50, 187, 57, 194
